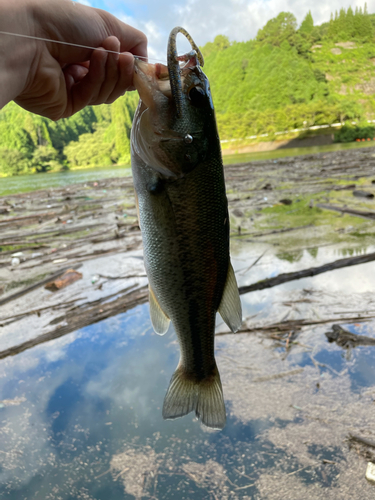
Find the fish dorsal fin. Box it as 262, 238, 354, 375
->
218, 262, 242, 333
149, 286, 170, 335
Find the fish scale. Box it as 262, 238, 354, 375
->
131, 27, 242, 429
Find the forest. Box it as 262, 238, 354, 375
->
1, 4, 375, 175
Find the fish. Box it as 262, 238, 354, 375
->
130, 27, 242, 429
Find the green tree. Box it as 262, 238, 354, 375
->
0, 148, 31, 176
256, 12, 298, 47
300, 11, 314, 35
346, 7, 355, 38
200, 35, 231, 58
31, 145, 59, 173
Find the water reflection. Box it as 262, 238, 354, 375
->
0, 165, 131, 196
1, 242, 375, 498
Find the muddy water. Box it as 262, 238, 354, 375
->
1, 239, 375, 499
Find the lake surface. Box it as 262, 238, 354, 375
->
1, 239, 375, 499
0, 165, 131, 197
1, 143, 375, 498
0, 139, 374, 197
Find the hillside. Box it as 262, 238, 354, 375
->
1, 4, 375, 175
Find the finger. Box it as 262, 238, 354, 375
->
65, 47, 108, 115
63, 64, 90, 91
94, 36, 121, 104
43, 3, 148, 64
104, 52, 135, 104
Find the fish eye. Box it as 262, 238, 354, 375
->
188, 86, 206, 107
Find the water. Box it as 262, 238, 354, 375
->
0, 164, 131, 197
1, 241, 375, 498
0, 139, 374, 197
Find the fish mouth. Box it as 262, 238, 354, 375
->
133, 27, 204, 116
133, 59, 171, 110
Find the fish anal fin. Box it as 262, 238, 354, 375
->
218, 262, 242, 333
149, 286, 170, 335
162, 364, 226, 430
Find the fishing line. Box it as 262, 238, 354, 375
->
0, 30, 167, 64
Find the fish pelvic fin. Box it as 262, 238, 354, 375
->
218, 262, 242, 333
149, 286, 170, 335
162, 364, 226, 430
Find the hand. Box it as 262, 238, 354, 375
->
0, 0, 147, 119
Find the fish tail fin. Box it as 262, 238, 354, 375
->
162, 364, 226, 430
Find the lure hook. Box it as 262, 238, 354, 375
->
167, 27, 204, 118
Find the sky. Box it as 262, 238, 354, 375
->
76, 0, 375, 61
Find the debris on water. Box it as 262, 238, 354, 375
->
52, 258, 68, 264
44, 269, 83, 292
349, 434, 375, 449
352, 190, 374, 199
232, 208, 244, 217
11, 252, 24, 258
366, 462, 375, 483
325, 325, 375, 349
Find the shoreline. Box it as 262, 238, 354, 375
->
221, 133, 334, 155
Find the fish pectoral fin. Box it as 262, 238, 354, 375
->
218, 262, 242, 333
149, 286, 170, 335
162, 364, 226, 430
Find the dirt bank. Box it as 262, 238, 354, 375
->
222, 132, 334, 155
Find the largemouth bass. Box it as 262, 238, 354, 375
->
131, 27, 242, 429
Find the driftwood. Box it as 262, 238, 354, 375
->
348, 434, 375, 449
326, 324, 375, 348
44, 269, 83, 291
352, 190, 374, 199
232, 224, 313, 239
216, 315, 375, 337
316, 203, 375, 220
238, 251, 375, 295
0, 285, 148, 360
0, 265, 82, 307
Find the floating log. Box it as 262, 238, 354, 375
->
239, 251, 375, 295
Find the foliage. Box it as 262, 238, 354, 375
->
0, 148, 31, 176
327, 4, 373, 40
2, 5, 375, 174
0, 93, 136, 175
334, 124, 375, 142
256, 12, 297, 46
32, 146, 60, 173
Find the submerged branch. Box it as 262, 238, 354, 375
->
238, 251, 375, 295
0, 285, 148, 361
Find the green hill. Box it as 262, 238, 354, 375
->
202, 6, 375, 141
1, 4, 375, 175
